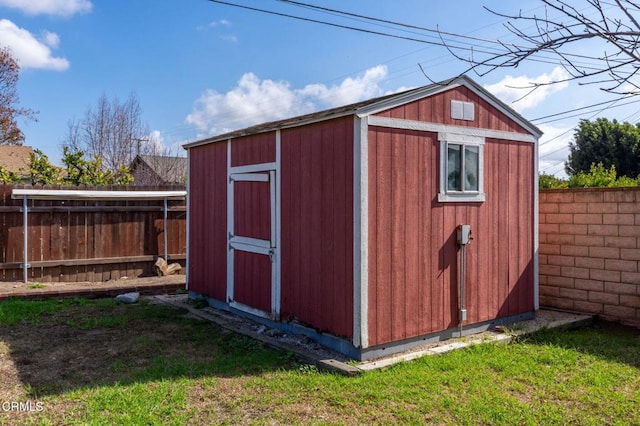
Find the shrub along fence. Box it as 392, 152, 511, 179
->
0, 184, 186, 283
539, 187, 640, 327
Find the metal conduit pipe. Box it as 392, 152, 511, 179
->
456, 224, 472, 337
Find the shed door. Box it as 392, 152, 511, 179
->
228, 170, 279, 319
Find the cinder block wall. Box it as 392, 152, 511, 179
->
539, 188, 640, 327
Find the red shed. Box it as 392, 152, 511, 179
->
184, 75, 542, 360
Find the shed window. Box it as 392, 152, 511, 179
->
438, 133, 485, 202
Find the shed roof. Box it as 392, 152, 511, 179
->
0, 145, 33, 174
184, 75, 542, 149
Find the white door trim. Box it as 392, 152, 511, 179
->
226, 139, 281, 320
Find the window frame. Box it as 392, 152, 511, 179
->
438, 132, 485, 203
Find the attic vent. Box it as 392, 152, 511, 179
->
451, 100, 475, 121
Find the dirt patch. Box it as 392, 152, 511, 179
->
0, 275, 185, 300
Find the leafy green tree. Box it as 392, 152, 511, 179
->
567, 163, 639, 188
29, 149, 63, 185
0, 165, 20, 183
539, 173, 568, 189
62, 146, 133, 186
540, 163, 639, 189
566, 118, 640, 178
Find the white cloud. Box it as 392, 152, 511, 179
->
41, 31, 60, 48
210, 19, 231, 27
197, 19, 232, 32
0, 20, 69, 71
186, 65, 388, 135
299, 65, 388, 107
220, 35, 238, 43
0, 0, 92, 16
484, 67, 570, 112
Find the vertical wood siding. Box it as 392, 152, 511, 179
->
280, 116, 354, 337
367, 99, 535, 346
230, 133, 276, 167
188, 142, 227, 299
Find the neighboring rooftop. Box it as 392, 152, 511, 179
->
0, 145, 33, 175
129, 154, 187, 185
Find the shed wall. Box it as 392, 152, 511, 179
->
280, 116, 354, 338
231, 132, 276, 166
366, 127, 535, 346
188, 142, 227, 299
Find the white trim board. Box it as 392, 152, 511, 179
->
186, 153, 191, 290
367, 116, 537, 144
230, 162, 277, 174
353, 116, 369, 349
230, 173, 269, 182
226, 140, 234, 303
273, 131, 282, 320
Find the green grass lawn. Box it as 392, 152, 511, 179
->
0, 297, 638, 425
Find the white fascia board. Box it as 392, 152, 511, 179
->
11, 189, 186, 201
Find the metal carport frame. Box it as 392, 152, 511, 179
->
11, 189, 187, 283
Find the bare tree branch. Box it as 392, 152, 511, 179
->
438, 0, 640, 96
63, 92, 149, 173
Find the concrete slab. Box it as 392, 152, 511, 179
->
358, 309, 593, 371
151, 294, 594, 376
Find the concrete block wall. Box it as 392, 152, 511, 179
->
539, 188, 640, 327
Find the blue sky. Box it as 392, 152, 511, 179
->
2, 0, 639, 176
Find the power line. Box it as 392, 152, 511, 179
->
207, 0, 452, 47
275, 0, 626, 68
275, 0, 506, 46
207, 0, 635, 75
530, 94, 638, 122
532, 97, 640, 125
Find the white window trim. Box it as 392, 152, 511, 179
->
438, 132, 485, 203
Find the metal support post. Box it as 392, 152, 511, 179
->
163, 197, 168, 260
22, 195, 28, 283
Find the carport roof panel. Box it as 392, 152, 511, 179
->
11, 189, 187, 201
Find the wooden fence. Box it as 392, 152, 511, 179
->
0, 185, 186, 283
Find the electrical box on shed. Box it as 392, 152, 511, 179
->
457, 224, 472, 245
